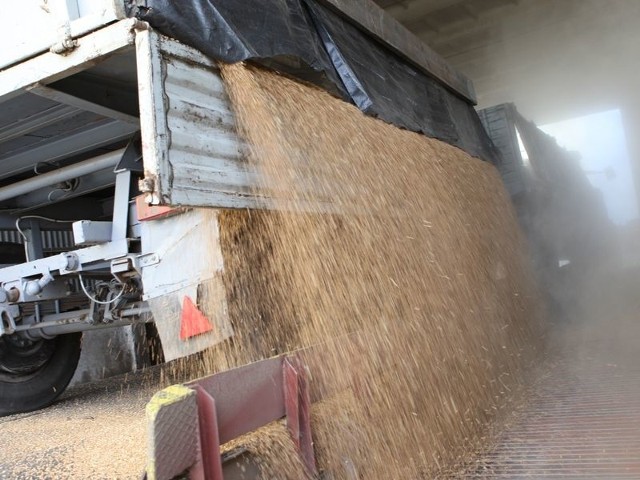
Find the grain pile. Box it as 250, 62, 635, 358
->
188, 63, 545, 478
222, 421, 309, 480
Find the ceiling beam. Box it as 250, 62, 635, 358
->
385, 0, 465, 22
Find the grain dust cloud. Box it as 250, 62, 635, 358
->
465, 0, 640, 368
194, 2, 640, 476
179, 63, 547, 478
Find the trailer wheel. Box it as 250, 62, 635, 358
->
0, 242, 82, 416
0, 332, 82, 416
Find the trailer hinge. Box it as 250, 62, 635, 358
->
139, 176, 161, 205
50, 36, 78, 54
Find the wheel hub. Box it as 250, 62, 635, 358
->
0, 335, 56, 375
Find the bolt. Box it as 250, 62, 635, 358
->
64, 252, 80, 271
7, 288, 20, 303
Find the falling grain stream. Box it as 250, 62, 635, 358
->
1, 64, 638, 479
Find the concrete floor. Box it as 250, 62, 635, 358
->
0, 368, 162, 479
468, 340, 640, 478
463, 268, 640, 479
1, 271, 638, 479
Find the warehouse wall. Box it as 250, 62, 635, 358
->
382, 0, 640, 215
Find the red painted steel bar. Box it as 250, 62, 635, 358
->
284, 357, 317, 476
147, 353, 319, 479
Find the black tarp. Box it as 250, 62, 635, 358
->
127, 0, 499, 162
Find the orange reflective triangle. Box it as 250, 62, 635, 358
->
180, 295, 213, 340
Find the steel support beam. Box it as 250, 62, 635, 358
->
0, 19, 141, 103
23, 220, 44, 261
8, 167, 117, 212
0, 121, 134, 181
52, 74, 140, 119
111, 170, 132, 241
0, 104, 78, 144
0, 149, 123, 203
28, 84, 140, 126
17, 308, 152, 340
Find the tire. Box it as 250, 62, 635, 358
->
0, 242, 82, 416
0, 332, 82, 416
0, 242, 25, 264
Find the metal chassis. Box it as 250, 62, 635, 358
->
0, 20, 150, 340
0, 21, 233, 360
0, 165, 148, 339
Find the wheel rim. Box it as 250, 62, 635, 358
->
0, 335, 56, 378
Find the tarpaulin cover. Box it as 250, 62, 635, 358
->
127, 0, 499, 162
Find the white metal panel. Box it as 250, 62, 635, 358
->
0, 19, 139, 103
141, 209, 233, 361
0, 0, 126, 70
72, 221, 113, 246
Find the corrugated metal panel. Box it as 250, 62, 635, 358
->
41, 229, 75, 251
164, 58, 255, 206
137, 31, 339, 210
0, 230, 23, 245
137, 31, 271, 209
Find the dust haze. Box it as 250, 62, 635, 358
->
495, 0, 638, 361
410, 0, 640, 359
409, 1, 640, 473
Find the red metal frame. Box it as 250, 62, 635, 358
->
191, 385, 223, 480
135, 195, 184, 222
147, 354, 317, 479
284, 357, 317, 476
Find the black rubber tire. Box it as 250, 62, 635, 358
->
0, 241, 82, 416
0, 242, 25, 264
0, 332, 82, 417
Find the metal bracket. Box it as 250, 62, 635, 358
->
0, 304, 19, 336
0, 157, 134, 320
116, 133, 144, 172
49, 0, 78, 55
111, 256, 137, 282
137, 253, 160, 269
49, 37, 79, 55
